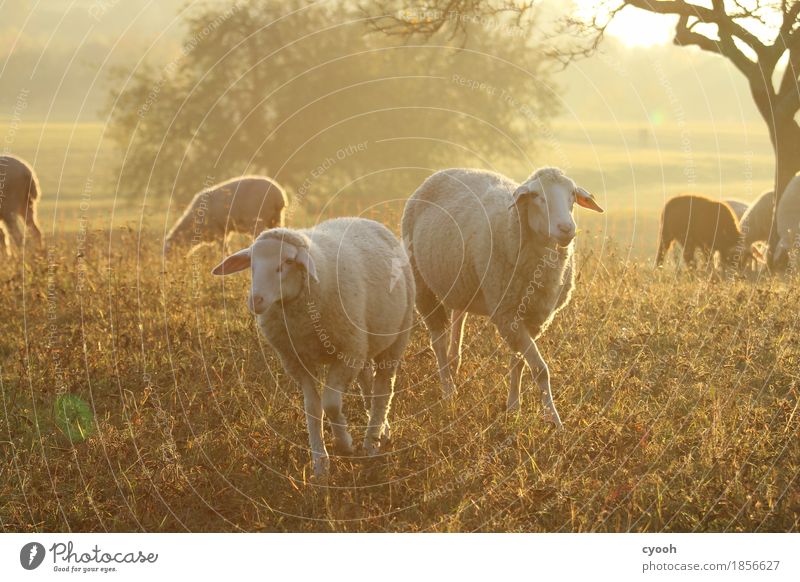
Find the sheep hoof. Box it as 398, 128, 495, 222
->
333, 440, 354, 456
311, 456, 330, 482
363, 432, 393, 456
543, 411, 564, 430
363, 439, 381, 457
332, 433, 354, 455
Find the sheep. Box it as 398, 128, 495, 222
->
655, 194, 745, 269
772, 175, 800, 269
0, 155, 43, 250
212, 217, 415, 479
402, 167, 604, 429
725, 199, 748, 221
165, 176, 286, 254
739, 190, 776, 250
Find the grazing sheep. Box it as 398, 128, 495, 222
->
725, 199, 748, 221
772, 175, 800, 268
402, 167, 604, 428
165, 176, 286, 254
655, 194, 744, 269
0, 155, 43, 249
739, 190, 775, 249
212, 218, 415, 479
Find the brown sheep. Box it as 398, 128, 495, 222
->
164, 176, 287, 254
655, 195, 744, 269
0, 155, 43, 253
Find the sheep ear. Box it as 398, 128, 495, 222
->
576, 187, 604, 213
509, 179, 541, 208
212, 248, 251, 275
295, 247, 319, 282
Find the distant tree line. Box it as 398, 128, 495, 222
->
106, 0, 558, 212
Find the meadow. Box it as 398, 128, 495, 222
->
0, 122, 797, 532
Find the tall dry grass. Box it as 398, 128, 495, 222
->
1, 228, 797, 532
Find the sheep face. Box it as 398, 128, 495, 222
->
212, 239, 318, 314
249, 239, 319, 312
512, 171, 603, 246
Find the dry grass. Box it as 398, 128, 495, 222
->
1, 228, 798, 532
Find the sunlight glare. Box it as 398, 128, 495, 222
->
573, 1, 679, 47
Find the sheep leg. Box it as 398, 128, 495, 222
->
364, 363, 397, 455
322, 364, 356, 456
506, 354, 524, 411
4, 215, 24, 247
357, 364, 375, 415
300, 379, 329, 479
449, 309, 467, 376
24, 202, 43, 246
655, 237, 669, 267
414, 276, 455, 397
426, 312, 455, 399
0, 224, 7, 256
431, 329, 455, 398
682, 245, 696, 269
522, 340, 562, 429
497, 324, 563, 429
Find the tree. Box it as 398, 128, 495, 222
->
369, 0, 800, 265
106, 0, 558, 222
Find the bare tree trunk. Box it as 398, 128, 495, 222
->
767, 118, 800, 267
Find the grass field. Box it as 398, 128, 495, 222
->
1, 122, 797, 532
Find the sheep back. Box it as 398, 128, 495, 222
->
256, 218, 414, 370
725, 199, 748, 222
740, 190, 775, 246
207, 176, 286, 231
168, 176, 286, 245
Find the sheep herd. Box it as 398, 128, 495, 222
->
656, 179, 800, 272
212, 166, 604, 478
1, 150, 796, 480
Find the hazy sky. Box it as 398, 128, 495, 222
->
572, 1, 678, 47
573, 0, 787, 47
0, 0, 773, 125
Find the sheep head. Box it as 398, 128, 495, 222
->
211, 230, 318, 314
510, 167, 603, 247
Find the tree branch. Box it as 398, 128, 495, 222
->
361, 0, 533, 40
672, 13, 759, 82
624, 0, 768, 57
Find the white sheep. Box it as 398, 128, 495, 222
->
773, 175, 800, 268
402, 167, 604, 429
165, 176, 286, 254
212, 218, 415, 479
725, 199, 748, 222
739, 190, 775, 249
0, 155, 43, 252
